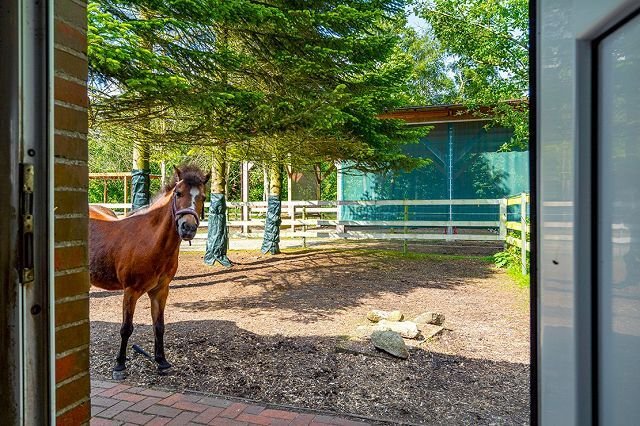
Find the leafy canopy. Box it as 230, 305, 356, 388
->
416, 0, 529, 150
88, 0, 427, 172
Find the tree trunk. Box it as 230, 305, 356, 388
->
132, 12, 153, 210
261, 163, 282, 254
131, 141, 150, 210
314, 163, 322, 201
210, 146, 226, 193
269, 163, 282, 197
204, 145, 231, 267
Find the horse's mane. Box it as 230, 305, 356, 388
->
162, 164, 209, 194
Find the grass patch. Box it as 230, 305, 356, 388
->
506, 265, 530, 288
343, 248, 494, 263
202, 246, 494, 263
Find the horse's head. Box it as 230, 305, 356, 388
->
171, 165, 210, 241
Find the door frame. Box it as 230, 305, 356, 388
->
536, 1, 640, 424
0, 0, 56, 422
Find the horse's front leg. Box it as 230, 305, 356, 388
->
148, 283, 171, 372
114, 287, 141, 378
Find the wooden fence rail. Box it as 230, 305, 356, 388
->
504, 192, 530, 274
91, 197, 531, 255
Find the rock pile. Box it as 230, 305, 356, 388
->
363, 309, 446, 359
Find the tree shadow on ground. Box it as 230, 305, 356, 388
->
90, 247, 501, 323
163, 247, 499, 323
172, 249, 345, 282
90, 319, 530, 425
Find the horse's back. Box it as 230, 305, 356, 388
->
89, 207, 123, 290
90, 205, 118, 220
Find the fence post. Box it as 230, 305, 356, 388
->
335, 201, 345, 233
520, 192, 527, 275
403, 202, 408, 255
123, 176, 128, 216
290, 203, 295, 234
241, 162, 249, 234
302, 205, 307, 248
499, 198, 507, 244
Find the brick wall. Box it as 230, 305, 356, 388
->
53, 0, 90, 424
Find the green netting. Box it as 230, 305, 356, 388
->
130, 169, 151, 211
340, 121, 529, 222
261, 196, 282, 254
204, 193, 232, 267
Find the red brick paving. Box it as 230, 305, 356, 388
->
113, 392, 148, 403
90, 380, 372, 425
192, 407, 225, 424
145, 417, 172, 426
129, 396, 162, 412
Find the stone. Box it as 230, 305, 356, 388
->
355, 325, 374, 338
335, 341, 391, 359
370, 330, 409, 359
420, 324, 445, 339
374, 320, 420, 339
366, 309, 404, 323
414, 311, 445, 326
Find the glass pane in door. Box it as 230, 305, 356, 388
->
598, 12, 640, 425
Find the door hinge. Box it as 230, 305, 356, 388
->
21, 164, 35, 284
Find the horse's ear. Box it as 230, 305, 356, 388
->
173, 166, 182, 180
203, 173, 211, 184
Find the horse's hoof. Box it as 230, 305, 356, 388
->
157, 366, 172, 376
112, 368, 127, 380
156, 361, 172, 376
156, 358, 172, 369
156, 359, 173, 374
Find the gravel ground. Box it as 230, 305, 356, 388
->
90, 242, 530, 425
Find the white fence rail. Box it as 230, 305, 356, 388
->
90, 198, 509, 248
504, 193, 530, 274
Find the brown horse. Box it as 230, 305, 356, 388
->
89, 165, 210, 377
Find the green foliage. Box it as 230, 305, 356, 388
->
507, 266, 530, 288
493, 248, 517, 268
398, 26, 457, 104
416, 0, 529, 150
494, 246, 529, 287
88, 0, 427, 178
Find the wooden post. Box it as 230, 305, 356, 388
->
403, 202, 408, 255
103, 179, 107, 203
520, 192, 527, 275
241, 161, 249, 234
336, 161, 343, 232
499, 198, 507, 244
447, 122, 454, 235
287, 165, 294, 234
302, 205, 307, 248
123, 176, 128, 216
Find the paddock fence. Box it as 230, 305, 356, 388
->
504, 193, 531, 274
90, 196, 538, 254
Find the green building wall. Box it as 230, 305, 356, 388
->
339, 121, 529, 222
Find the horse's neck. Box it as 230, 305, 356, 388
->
143, 194, 182, 252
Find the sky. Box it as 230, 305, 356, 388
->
406, 5, 428, 32
407, 12, 428, 32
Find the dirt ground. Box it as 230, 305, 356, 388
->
90, 241, 530, 425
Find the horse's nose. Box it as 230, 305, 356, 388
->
181, 221, 197, 234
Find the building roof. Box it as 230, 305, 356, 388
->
379, 100, 526, 125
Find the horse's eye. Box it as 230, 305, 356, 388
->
175, 191, 182, 197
